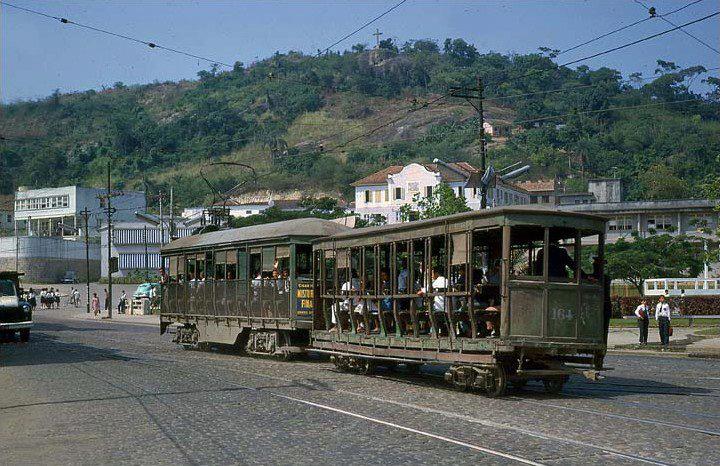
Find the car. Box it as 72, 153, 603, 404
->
0, 271, 32, 342
133, 282, 160, 299
61, 270, 77, 284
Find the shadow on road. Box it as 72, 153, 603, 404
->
0, 331, 133, 368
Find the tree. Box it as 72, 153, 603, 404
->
638, 164, 688, 200
399, 182, 471, 221
605, 233, 705, 295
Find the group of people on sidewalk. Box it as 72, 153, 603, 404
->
90, 289, 128, 317
634, 295, 672, 350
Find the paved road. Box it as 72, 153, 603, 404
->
2, 310, 720, 465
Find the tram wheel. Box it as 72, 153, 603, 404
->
485, 365, 508, 398
356, 359, 376, 375
543, 376, 568, 395
332, 356, 350, 372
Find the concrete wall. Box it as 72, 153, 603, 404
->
588, 179, 622, 203
0, 236, 100, 282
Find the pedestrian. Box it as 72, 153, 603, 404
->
73, 288, 80, 308
635, 299, 650, 345
655, 295, 671, 350
91, 292, 100, 317
103, 288, 109, 312
27, 288, 37, 311
118, 290, 127, 314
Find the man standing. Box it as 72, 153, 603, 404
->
655, 295, 671, 350
635, 299, 650, 345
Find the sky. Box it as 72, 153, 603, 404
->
1, 0, 719, 102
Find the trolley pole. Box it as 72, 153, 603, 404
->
81, 207, 91, 314
159, 192, 165, 246
450, 75, 488, 208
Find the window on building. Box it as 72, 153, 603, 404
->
608, 217, 634, 232
541, 195, 550, 203
373, 190, 382, 203
457, 186, 463, 197
364, 190, 371, 204
647, 215, 673, 231
394, 187, 403, 200
425, 186, 433, 198
246, 210, 252, 215
473, 187, 478, 197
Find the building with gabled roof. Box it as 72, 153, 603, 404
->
351, 160, 530, 224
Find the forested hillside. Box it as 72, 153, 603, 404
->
2, 38, 719, 207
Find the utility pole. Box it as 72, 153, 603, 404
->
159, 192, 164, 246
143, 225, 149, 281
450, 76, 488, 208
169, 187, 176, 240
102, 160, 116, 319
81, 207, 91, 314
14, 219, 19, 272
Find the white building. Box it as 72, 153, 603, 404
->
100, 213, 194, 279
14, 186, 146, 237
352, 161, 530, 224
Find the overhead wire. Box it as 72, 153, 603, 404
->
0, 1, 234, 68
556, 0, 705, 56
632, 0, 719, 55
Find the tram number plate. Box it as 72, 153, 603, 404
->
550, 308, 575, 321
296, 282, 314, 316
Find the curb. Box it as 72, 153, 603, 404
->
71, 314, 159, 328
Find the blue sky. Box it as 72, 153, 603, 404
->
2, 0, 718, 102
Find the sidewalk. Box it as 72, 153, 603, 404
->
73, 309, 159, 327
608, 326, 720, 358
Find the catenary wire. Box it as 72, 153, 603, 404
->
558, 0, 705, 56
632, 0, 720, 55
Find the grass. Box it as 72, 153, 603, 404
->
696, 327, 720, 336
610, 317, 720, 328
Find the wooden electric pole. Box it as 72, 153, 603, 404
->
450, 76, 488, 208
81, 207, 91, 314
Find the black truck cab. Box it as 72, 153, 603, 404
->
0, 272, 32, 342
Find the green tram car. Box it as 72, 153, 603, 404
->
160, 208, 609, 396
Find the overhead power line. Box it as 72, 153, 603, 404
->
558, 0, 705, 56
0, 1, 235, 68
632, 0, 719, 55
317, 0, 409, 56
559, 11, 720, 68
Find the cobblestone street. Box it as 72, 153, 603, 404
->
2, 308, 720, 465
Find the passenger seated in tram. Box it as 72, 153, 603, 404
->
330, 270, 360, 331
417, 269, 449, 335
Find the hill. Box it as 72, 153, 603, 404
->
1, 38, 719, 208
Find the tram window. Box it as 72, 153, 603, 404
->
195, 254, 206, 281
186, 257, 196, 281
579, 232, 602, 282
546, 227, 579, 281
261, 247, 275, 275
177, 256, 186, 282
276, 245, 291, 277
450, 233, 468, 292
411, 239, 425, 293
472, 228, 503, 309
323, 250, 336, 293
429, 235, 447, 280
214, 251, 227, 280
510, 225, 544, 278
250, 251, 262, 279
205, 252, 214, 281
169, 256, 178, 281
363, 246, 376, 295
395, 242, 410, 294
226, 250, 237, 280
379, 244, 391, 295
295, 244, 313, 279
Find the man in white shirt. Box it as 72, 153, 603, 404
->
655, 295, 671, 349
635, 299, 650, 345
418, 270, 448, 314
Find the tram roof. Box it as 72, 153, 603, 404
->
161, 218, 351, 253
316, 206, 607, 246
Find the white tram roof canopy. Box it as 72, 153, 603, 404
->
161, 218, 352, 253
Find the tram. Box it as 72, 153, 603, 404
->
160, 207, 609, 396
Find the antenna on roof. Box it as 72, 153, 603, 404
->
500, 165, 531, 180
